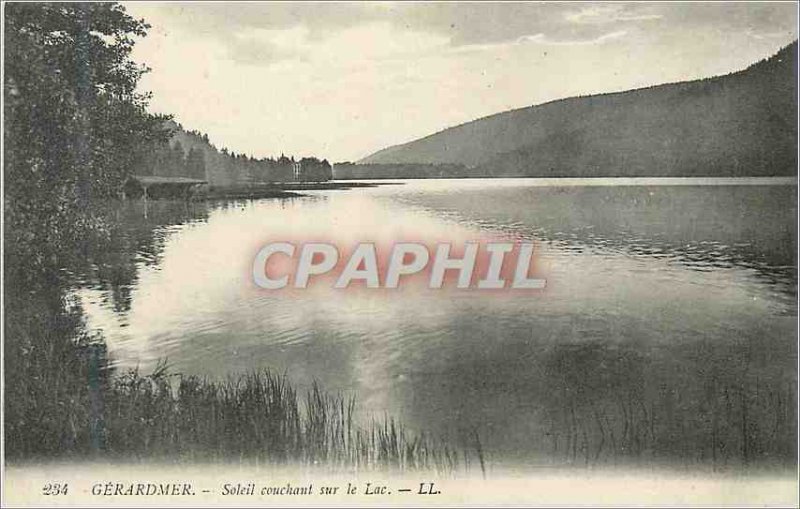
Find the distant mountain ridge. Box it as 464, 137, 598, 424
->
359, 42, 797, 178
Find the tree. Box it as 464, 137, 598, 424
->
169, 140, 187, 177
5, 2, 169, 282
186, 146, 206, 180
4, 3, 170, 457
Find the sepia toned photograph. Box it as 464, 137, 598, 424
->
2, 1, 798, 507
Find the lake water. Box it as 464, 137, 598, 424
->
78, 178, 797, 470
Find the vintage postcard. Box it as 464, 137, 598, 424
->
2, 1, 798, 507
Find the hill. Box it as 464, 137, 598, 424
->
359, 42, 797, 178
134, 120, 332, 187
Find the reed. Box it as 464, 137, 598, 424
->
97, 363, 464, 472
540, 343, 798, 470
4, 292, 469, 473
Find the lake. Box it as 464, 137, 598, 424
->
77, 178, 797, 471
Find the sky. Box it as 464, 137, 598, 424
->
123, 2, 798, 162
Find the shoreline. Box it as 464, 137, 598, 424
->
333, 176, 798, 186
200, 181, 402, 200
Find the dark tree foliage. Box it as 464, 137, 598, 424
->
158, 123, 330, 185
4, 2, 169, 458
4, 2, 169, 285
185, 146, 207, 180
298, 157, 333, 182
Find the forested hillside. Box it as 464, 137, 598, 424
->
360, 42, 797, 178
135, 121, 332, 186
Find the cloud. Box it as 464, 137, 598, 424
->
125, 2, 796, 66
517, 30, 628, 46
564, 4, 663, 25
227, 22, 450, 67
746, 28, 797, 41
228, 26, 312, 65
615, 14, 663, 22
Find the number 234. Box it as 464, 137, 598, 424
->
42, 483, 68, 496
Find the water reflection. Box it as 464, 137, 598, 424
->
75, 199, 212, 314
383, 182, 797, 300
76, 179, 797, 470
